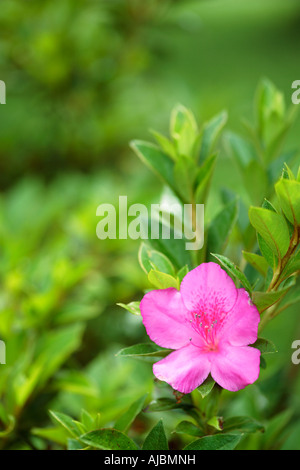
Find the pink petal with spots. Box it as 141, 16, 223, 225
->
140, 288, 192, 349
211, 344, 261, 392
180, 262, 238, 315
220, 288, 261, 347
153, 345, 211, 394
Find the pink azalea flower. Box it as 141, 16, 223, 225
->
140, 262, 261, 393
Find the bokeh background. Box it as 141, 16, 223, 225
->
1, 0, 300, 450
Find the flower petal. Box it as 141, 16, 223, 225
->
221, 288, 261, 346
140, 288, 192, 349
180, 262, 238, 314
153, 345, 211, 394
211, 344, 261, 392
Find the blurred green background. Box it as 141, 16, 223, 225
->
1, 0, 300, 450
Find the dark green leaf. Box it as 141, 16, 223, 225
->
184, 433, 242, 450
142, 420, 168, 450
80, 429, 139, 450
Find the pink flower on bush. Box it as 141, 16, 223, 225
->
140, 262, 261, 393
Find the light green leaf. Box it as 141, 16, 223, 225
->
117, 301, 141, 316
138, 243, 175, 276
148, 269, 179, 290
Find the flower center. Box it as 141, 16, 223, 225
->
187, 308, 225, 351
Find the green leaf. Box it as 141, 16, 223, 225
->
146, 398, 194, 414
117, 301, 141, 316
141, 218, 192, 269
115, 394, 147, 433
207, 416, 224, 432
184, 433, 242, 450
224, 132, 254, 170
151, 130, 177, 161
211, 253, 252, 293
67, 439, 85, 450
197, 375, 215, 399
80, 429, 139, 450
277, 283, 300, 310
257, 233, 277, 269
275, 179, 300, 225
174, 155, 196, 202
223, 416, 264, 434
130, 140, 176, 191
116, 343, 172, 358
195, 153, 217, 204
249, 207, 290, 258
252, 289, 290, 312
207, 199, 238, 256
242, 251, 269, 277
252, 337, 277, 355
142, 419, 169, 450
138, 243, 175, 276
200, 111, 228, 162
281, 251, 300, 278
174, 421, 203, 437
170, 105, 198, 158
261, 409, 293, 450
177, 265, 189, 283
148, 269, 179, 290
49, 410, 81, 438
244, 160, 268, 205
